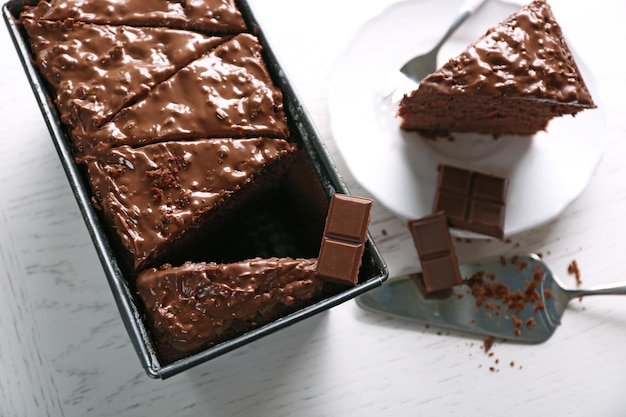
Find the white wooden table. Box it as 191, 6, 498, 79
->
1, 0, 625, 416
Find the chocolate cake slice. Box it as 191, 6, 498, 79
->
21, 0, 247, 34
398, 0, 596, 138
22, 18, 226, 134
136, 257, 323, 363
75, 33, 289, 159
86, 138, 298, 271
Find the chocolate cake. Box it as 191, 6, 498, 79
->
22, 18, 226, 134
20, 0, 247, 34
398, 0, 596, 138
73, 33, 289, 159
86, 138, 298, 271
136, 258, 324, 363
19, 0, 373, 366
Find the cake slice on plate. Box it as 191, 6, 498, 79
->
75, 33, 289, 159
86, 138, 298, 271
22, 18, 226, 134
398, 0, 596, 138
20, 0, 247, 34
136, 257, 323, 363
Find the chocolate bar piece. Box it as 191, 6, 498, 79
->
317, 194, 373, 285
408, 212, 462, 296
433, 165, 508, 239
323, 194, 372, 242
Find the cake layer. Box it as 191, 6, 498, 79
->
400, 95, 590, 137
399, 0, 596, 138
21, 0, 247, 34
86, 138, 298, 271
136, 257, 323, 362
74, 33, 289, 159
22, 18, 226, 133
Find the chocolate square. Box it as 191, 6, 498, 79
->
323, 194, 373, 242
421, 256, 463, 293
433, 190, 468, 226
410, 273, 453, 299
472, 172, 508, 204
468, 200, 506, 238
438, 165, 472, 194
408, 212, 452, 259
316, 237, 364, 286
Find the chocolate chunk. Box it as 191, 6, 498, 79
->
433, 165, 508, 239
316, 238, 365, 286
323, 194, 372, 242
408, 212, 462, 296
316, 194, 373, 285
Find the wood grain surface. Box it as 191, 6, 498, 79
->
1, 0, 625, 416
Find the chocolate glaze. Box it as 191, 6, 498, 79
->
87, 138, 297, 270
21, 0, 247, 34
75, 33, 289, 159
22, 18, 225, 133
415, 0, 595, 105
136, 257, 323, 359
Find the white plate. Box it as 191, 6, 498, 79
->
328, 0, 606, 238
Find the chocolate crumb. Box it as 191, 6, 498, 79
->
483, 336, 495, 353
534, 300, 545, 313
464, 262, 546, 335
511, 315, 523, 335
567, 259, 582, 286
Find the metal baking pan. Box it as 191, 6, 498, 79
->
3, 0, 388, 379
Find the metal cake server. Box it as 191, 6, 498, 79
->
357, 254, 626, 343
384, 0, 489, 104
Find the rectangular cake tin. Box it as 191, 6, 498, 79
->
3, 0, 389, 379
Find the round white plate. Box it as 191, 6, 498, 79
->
328, 0, 606, 238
